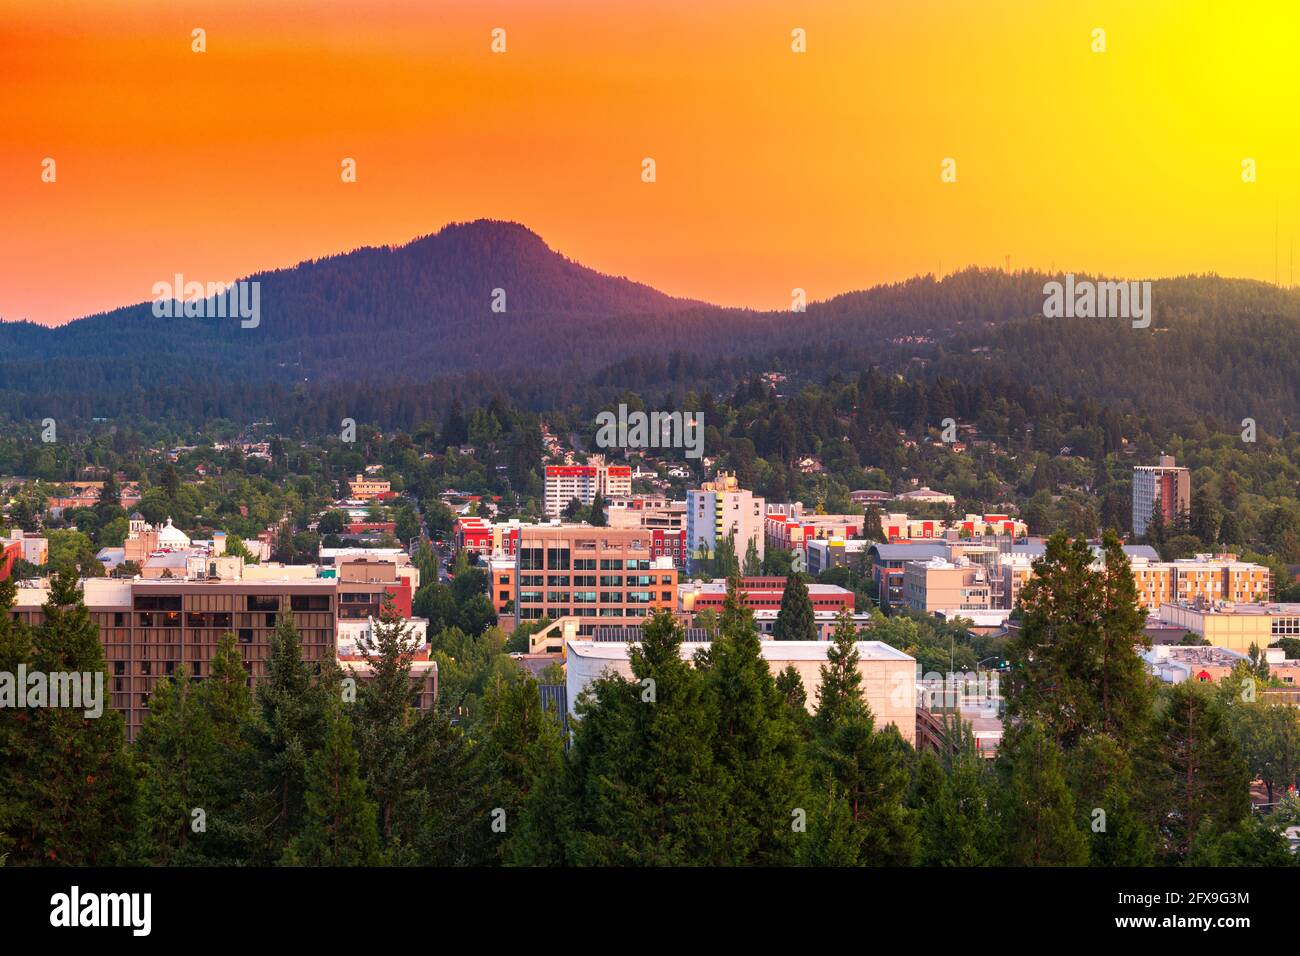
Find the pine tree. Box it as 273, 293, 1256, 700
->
1065, 733, 1154, 866
1149, 682, 1250, 861
701, 579, 808, 864
814, 608, 868, 735
475, 668, 565, 864
1007, 531, 1151, 752
349, 603, 432, 853
282, 700, 383, 866
773, 572, 817, 641
558, 611, 728, 865
774, 664, 808, 712
1095, 531, 1154, 747
241, 610, 333, 864
589, 490, 607, 526
908, 748, 998, 866
808, 603, 917, 864
133, 666, 223, 864
995, 720, 1089, 866
0, 577, 31, 861
6, 570, 136, 864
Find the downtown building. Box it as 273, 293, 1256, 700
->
511, 524, 678, 635
12, 553, 423, 741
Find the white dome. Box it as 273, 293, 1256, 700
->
157, 517, 191, 548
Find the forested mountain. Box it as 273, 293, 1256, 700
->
4, 219, 1300, 435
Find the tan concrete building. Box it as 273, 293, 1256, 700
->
513, 525, 677, 635
565, 637, 917, 743
1158, 601, 1300, 654
903, 557, 993, 614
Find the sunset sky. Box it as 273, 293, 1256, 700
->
3, 0, 1299, 325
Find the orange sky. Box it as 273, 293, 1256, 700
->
3, 0, 1299, 325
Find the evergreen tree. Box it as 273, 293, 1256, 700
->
814, 608, 868, 735
774, 664, 808, 712
700, 579, 808, 864
1149, 682, 1250, 861
475, 668, 565, 864
589, 490, 607, 527
0, 577, 32, 862
349, 603, 434, 856
240, 611, 334, 864
282, 700, 383, 866
554, 611, 729, 865
908, 749, 998, 866
5, 570, 136, 864
1007, 531, 1152, 753
811, 607, 917, 865
743, 538, 762, 576
773, 572, 818, 642
1095, 531, 1154, 746
995, 720, 1089, 866
133, 666, 223, 864
1065, 733, 1154, 866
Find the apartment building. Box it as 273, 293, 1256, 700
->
542, 457, 632, 517
511, 525, 677, 635
1157, 601, 1298, 654
686, 473, 765, 572
1133, 455, 1191, 536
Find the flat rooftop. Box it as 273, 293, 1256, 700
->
567, 638, 913, 663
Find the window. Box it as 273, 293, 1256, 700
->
134, 595, 182, 611
238, 629, 254, 644
248, 595, 279, 612
291, 595, 330, 612
519, 548, 544, 571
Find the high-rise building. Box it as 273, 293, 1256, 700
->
542, 457, 632, 517
1133, 455, 1191, 537
685, 473, 765, 572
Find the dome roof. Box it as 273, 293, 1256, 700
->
157, 517, 191, 548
